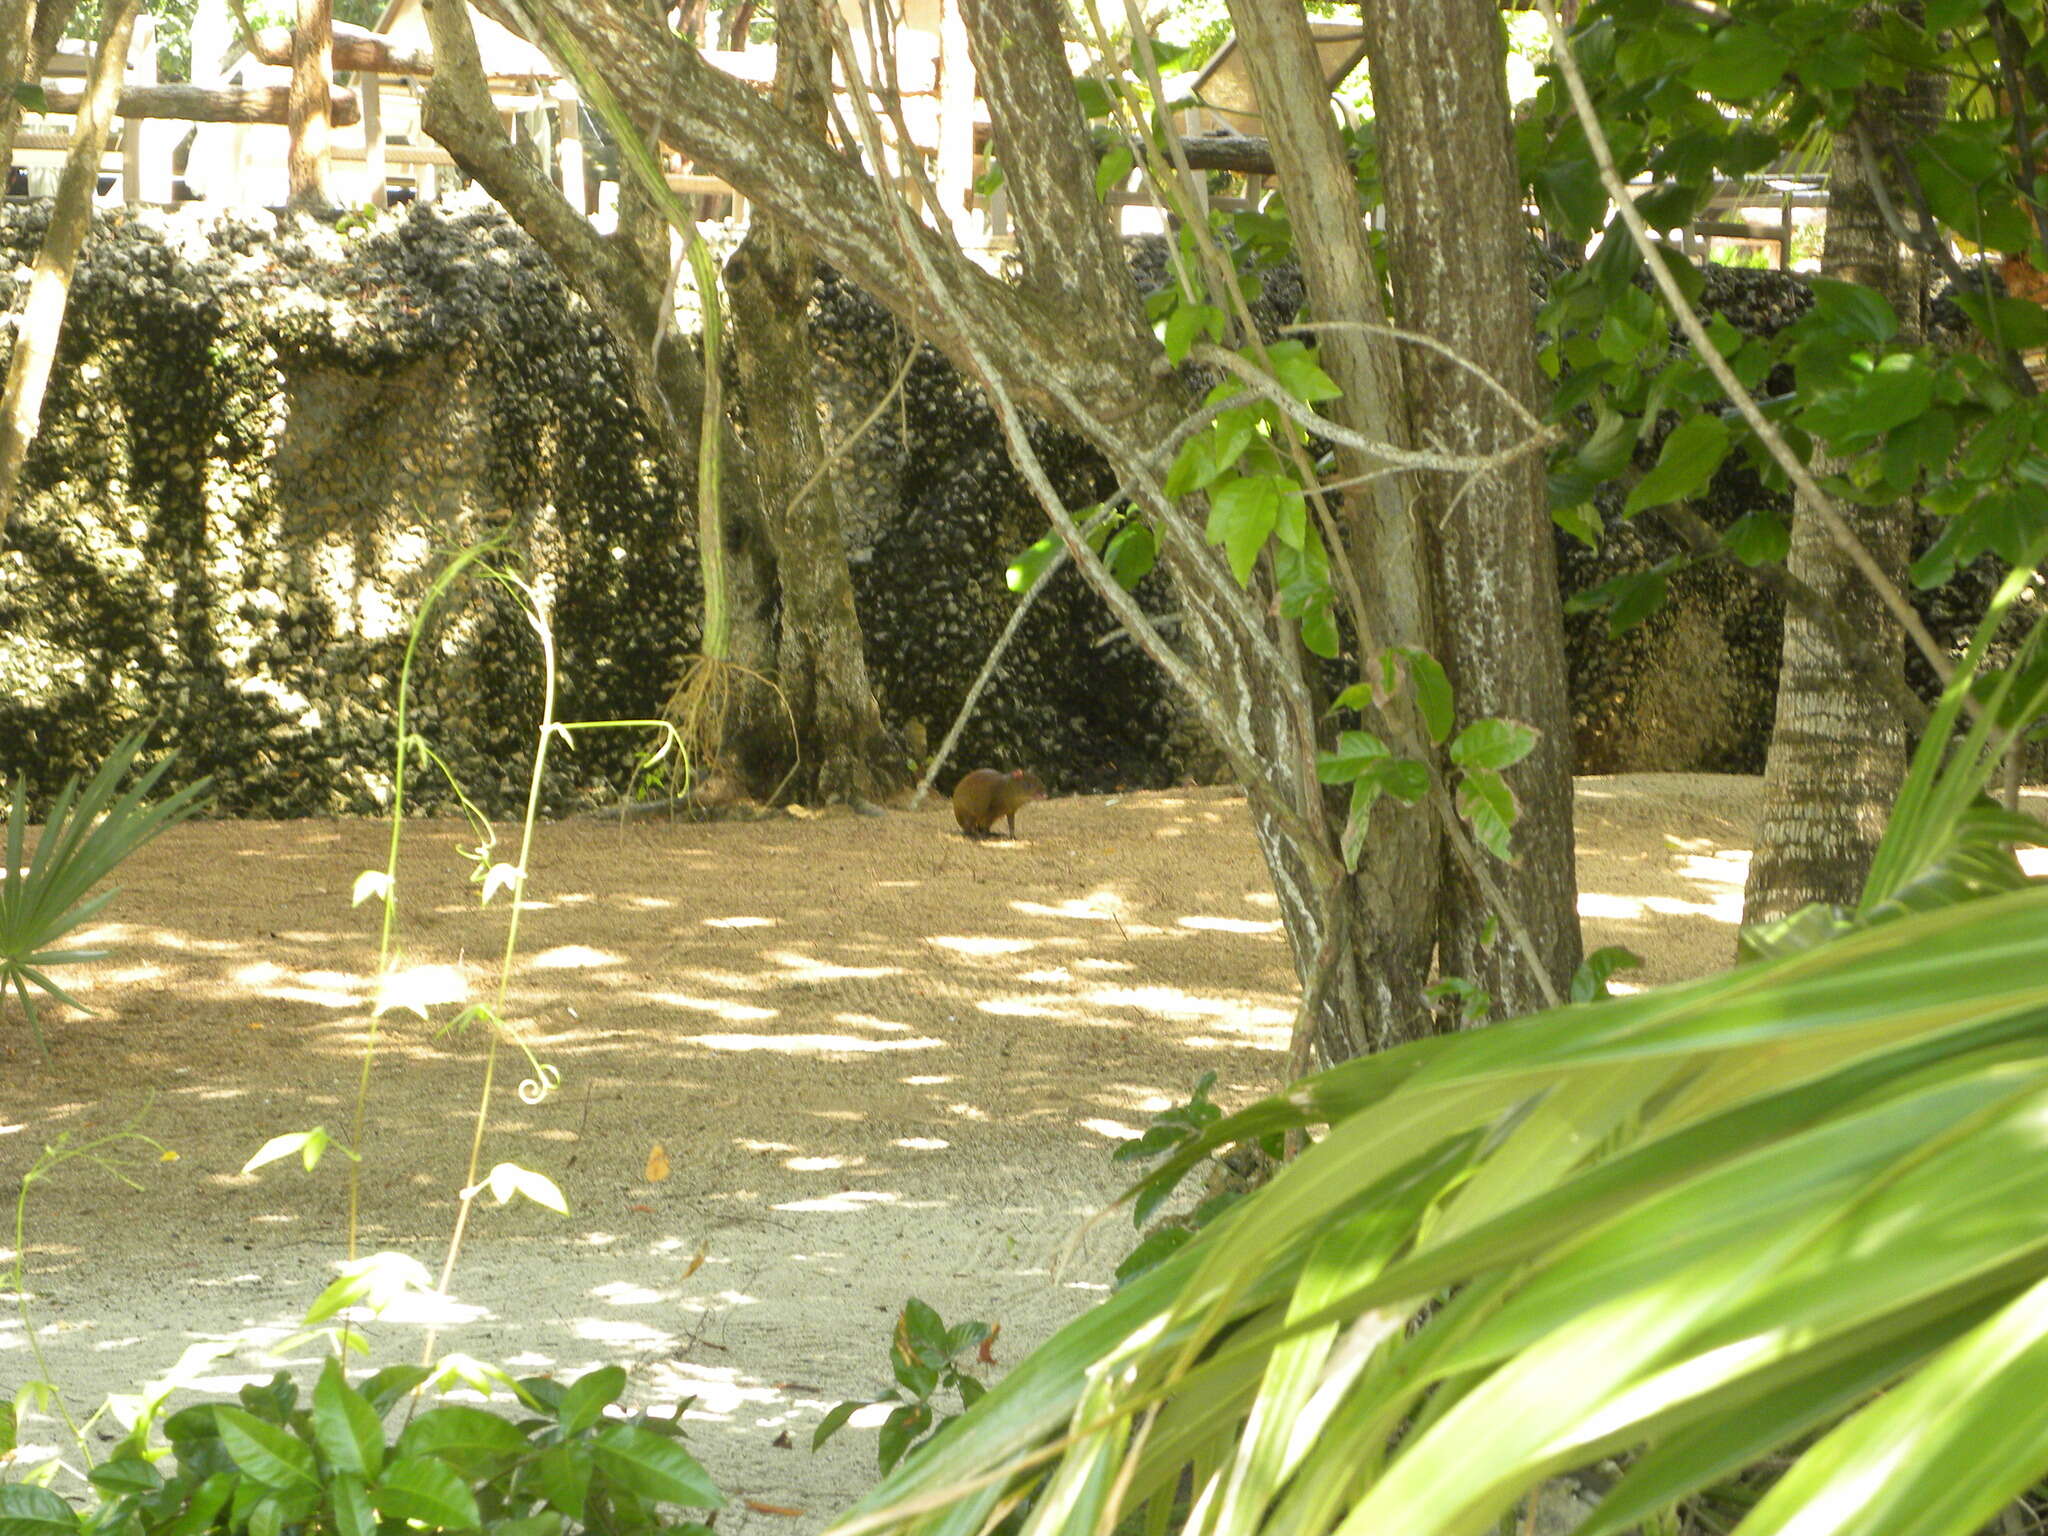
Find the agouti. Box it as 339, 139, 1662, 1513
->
952, 768, 1046, 839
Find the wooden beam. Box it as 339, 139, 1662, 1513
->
250, 21, 435, 77
37, 79, 361, 124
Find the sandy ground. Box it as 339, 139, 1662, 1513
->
2, 774, 1762, 1531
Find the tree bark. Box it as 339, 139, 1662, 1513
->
724, 0, 899, 802
0, 0, 82, 178
1365, 0, 1582, 1017
0, 0, 140, 552
289, 0, 334, 210
417, 0, 780, 794
522, 0, 1583, 1058
1742, 25, 1941, 928
253, 23, 434, 75
1225, 0, 1440, 1049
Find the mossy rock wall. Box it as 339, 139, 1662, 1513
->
5, 204, 1937, 818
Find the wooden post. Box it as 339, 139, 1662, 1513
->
123, 12, 171, 201
1780, 189, 1794, 271
362, 68, 385, 206
936, 0, 975, 240
288, 0, 333, 209
554, 79, 583, 213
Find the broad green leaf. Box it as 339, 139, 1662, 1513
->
591, 1423, 724, 1508
1317, 731, 1391, 783
1457, 769, 1517, 861
0, 1484, 79, 1536
329, 1474, 376, 1536
1624, 414, 1731, 515
393, 1404, 528, 1464
1450, 719, 1537, 772
372, 1456, 481, 1530
1724, 510, 1790, 566
311, 1360, 384, 1479
532, 1443, 591, 1519
351, 870, 393, 907
1692, 23, 1792, 99
558, 1365, 627, 1435
1205, 474, 1284, 585
214, 1406, 321, 1494
1265, 340, 1342, 404
1161, 301, 1220, 365
85, 1456, 158, 1494
474, 1161, 568, 1214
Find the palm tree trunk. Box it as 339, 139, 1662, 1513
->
1743, 26, 1942, 928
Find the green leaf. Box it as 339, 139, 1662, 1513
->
312, 1361, 385, 1480
329, 1474, 376, 1536
591, 1423, 724, 1508
1005, 534, 1062, 594
877, 1402, 933, 1475
1105, 522, 1156, 589
1094, 141, 1134, 202
1205, 474, 1283, 585
394, 1404, 529, 1464
558, 1365, 627, 1435
1554, 502, 1601, 548
1456, 768, 1518, 862
1373, 758, 1432, 805
811, 1400, 863, 1451
1403, 651, 1456, 745
1161, 302, 1221, 365
214, 1406, 321, 1494
86, 1456, 159, 1495
371, 1456, 481, 1530
1624, 414, 1732, 515
1317, 731, 1391, 784
1449, 719, 1538, 772
1571, 946, 1645, 1003
1724, 511, 1791, 566
1804, 276, 1900, 346
1073, 76, 1115, 117
1691, 22, 1793, 98
0, 1485, 80, 1536
532, 1444, 591, 1519
1265, 340, 1342, 404
11, 82, 45, 113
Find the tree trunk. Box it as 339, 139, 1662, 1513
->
525, 0, 1587, 1059
289, 0, 334, 210
1225, 0, 1440, 1049
723, 0, 900, 802
418, 0, 803, 801
0, 0, 139, 551
0, 0, 82, 178
1365, 0, 1582, 1017
1742, 32, 1941, 928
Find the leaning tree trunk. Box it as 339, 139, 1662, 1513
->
723, 0, 900, 803
527, 0, 1585, 1061
1742, 30, 1942, 929
1366, 0, 1582, 1017
418, 0, 784, 777
0, 0, 140, 551
0, 0, 82, 180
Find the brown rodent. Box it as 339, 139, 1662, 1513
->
952, 768, 1046, 838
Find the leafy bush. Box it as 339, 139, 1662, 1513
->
0, 1360, 720, 1536
814, 1300, 993, 1475
2, 726, 209, 1058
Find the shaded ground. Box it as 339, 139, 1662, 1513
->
2, 775, 1763, 1531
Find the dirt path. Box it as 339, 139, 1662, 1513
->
0, 775, 1761, 1530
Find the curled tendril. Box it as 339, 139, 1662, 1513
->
518, 1063, 562, 1105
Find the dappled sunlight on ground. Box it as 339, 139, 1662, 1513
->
3, 776, 1769, 1528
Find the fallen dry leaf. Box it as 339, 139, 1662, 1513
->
645, 1143, 670, 1182
978, 1322, 1002, 1366
682, 1242, 707, 1279
744, 1501, 804, 1517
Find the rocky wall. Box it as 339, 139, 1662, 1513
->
6, 198, 1947, 820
